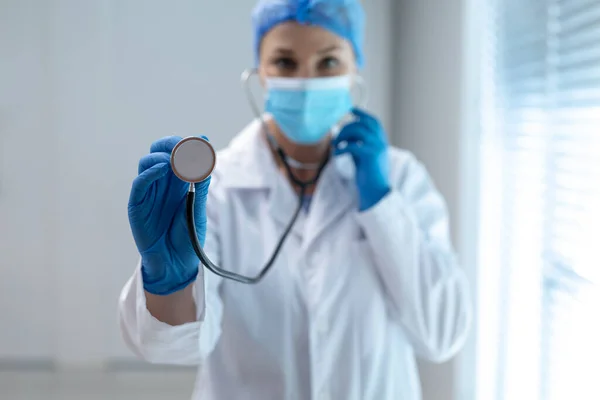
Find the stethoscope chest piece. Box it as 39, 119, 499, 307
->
171, 137, 216, 183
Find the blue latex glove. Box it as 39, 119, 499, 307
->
127, 136, 211, 295
333, 108, 391, 211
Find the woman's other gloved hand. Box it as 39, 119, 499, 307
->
333, 108, 391, 211
127, 136, 211, 295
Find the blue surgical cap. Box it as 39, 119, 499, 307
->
251, 0, 366, 68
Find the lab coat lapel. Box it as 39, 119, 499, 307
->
268, 171, 305, 237
219, 119, 273, 189
222, 118, 305, 237
302, 154, 357, 251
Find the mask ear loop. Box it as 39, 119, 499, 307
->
353, 74, 368, 108
241, 68, 264, 121
240, 68, 322, 170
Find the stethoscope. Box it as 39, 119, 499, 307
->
169, 69, 366, 284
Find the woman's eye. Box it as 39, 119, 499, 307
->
273, 57, 297, 70
319, 57, 340, 70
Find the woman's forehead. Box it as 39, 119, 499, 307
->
261, 21, 350, 53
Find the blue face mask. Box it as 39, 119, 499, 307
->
264, 75, 354, 145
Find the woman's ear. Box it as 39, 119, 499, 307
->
352, 74, 367, 108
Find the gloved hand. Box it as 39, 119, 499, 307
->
333, 108, 391, 211
127, 136, 211, 295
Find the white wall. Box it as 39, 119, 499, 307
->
0, 0, 56, 361
0, 0, 393, 366
391, 1, 478, 400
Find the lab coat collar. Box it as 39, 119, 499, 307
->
218, 117, 356, 190
217, 118, 277, 190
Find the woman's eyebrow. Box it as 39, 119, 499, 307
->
273, 47, 295, 55
317, 44, 341, 54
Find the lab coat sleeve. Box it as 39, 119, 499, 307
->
355, 153, 472, 363
118, 186, 224, 366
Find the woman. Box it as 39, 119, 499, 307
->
119, 1, 472, 399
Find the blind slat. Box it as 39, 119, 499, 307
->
556, 23, 600, 50
559, 0, 600, 21
557, 5, 600, 35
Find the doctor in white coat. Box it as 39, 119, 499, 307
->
119, 1, 472, 399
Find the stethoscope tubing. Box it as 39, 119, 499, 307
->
186, 147, 329, 284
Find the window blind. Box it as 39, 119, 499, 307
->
482, 0, 600, 399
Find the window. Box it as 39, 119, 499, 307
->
478, 0, 600, 399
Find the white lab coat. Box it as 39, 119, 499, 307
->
118, 118, 472, 400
